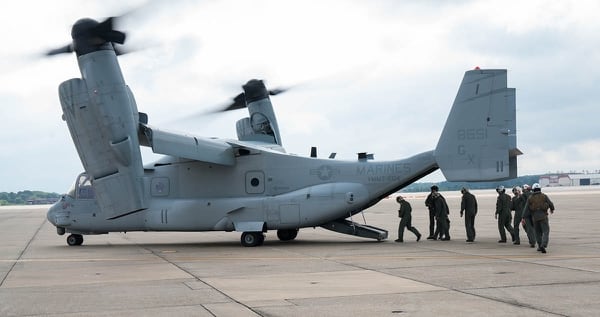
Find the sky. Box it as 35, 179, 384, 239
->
1, 0, 599, 193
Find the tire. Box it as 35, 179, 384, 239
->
277, 229, 298, 241
66, 234, 83, 246
241, 232, 264, 247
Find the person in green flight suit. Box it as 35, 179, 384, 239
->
495, 185, 515, 243
395, 196, 422, 242
432, 190, 450, 241
510, 186, 526, 245
523, 183, 555, 253
521, 184, 537, 247
459, 187, 478, 242
424, 186, 438, 239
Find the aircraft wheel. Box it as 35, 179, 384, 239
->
277, 229, 298, 241
66, 234, 83, 246
258, 233, 265, 245
241, 232, 264, 247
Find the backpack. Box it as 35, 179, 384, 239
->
528, 193, 548, 211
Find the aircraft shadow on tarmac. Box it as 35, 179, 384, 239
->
46, 238, 384, 250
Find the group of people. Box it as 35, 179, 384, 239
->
395, 184, 555, 253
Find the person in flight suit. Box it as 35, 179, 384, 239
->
521, 184, 537, 247
395, 196, 422, 242
459, 187, 478, 242
431, 190, 450, 241
424, 185, 439, 239
495, 185, 515, 243
510, 186, 526, 245
523, 183, 555, 253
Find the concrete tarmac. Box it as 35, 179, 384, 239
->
1, 186, 599, 316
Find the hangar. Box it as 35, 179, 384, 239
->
539, 173, 600, 187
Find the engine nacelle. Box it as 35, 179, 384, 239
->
235, 80, 282, 145
59, 50, 146, 219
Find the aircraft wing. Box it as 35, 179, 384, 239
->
139, 124, 235, 166
226, 139, 286, 154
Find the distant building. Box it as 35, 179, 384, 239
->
26, 198, 60, 205
539, 173, 600, 187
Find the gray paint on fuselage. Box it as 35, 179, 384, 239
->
52, 148, 437, 235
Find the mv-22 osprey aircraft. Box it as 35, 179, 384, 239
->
46, 17, 520, 247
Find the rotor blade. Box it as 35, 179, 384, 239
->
113, 44, 137, 56
174, 82, 291, 123
93, 17, 126, 44
94, 16, 115, 34
269, 87, 288, 96
218, 86, 290, 112
103, 30, 127, 44
45, 44, 73, 56
222, 92, 247, 112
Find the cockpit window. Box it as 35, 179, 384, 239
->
66, 182, 76, 198
77, 174, 95, 199
67, 173, 95, 200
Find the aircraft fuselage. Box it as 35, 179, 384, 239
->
48, 149, 437, 235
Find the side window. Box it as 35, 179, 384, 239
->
76, 174, 95, 200
245, 171, 265, 194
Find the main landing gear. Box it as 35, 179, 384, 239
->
240, 229, 300, 247
66, 234, 84, 246
276, 229, 298, 241
241, 232, 265, 247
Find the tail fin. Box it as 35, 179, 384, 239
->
435, 69, 521, 181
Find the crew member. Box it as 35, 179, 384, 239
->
395, 196, 421, 242
523, 183, 555, 253
424, 185, 439, 239
495, 185, 515, 243
460, 187, 478, 242
431, 188, 450, 241
511, 186, 526, 245
521, 184, 536, 247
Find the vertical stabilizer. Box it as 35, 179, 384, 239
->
435, 69, 520, 181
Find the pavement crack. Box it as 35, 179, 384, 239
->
0, 218, 47, 287
121, 236, 265, 317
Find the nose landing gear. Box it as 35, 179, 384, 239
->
66, 234, 84, 246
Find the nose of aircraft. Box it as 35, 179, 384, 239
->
47, 196, 70, 225
46, 200, 61, 225
47, 198, 69, 235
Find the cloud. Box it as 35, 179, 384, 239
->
0, 0, 599, 192
521, 139, 600, 175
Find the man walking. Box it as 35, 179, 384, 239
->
424, 185, 439, 239
521, 184, 536, 247
495, 185, 515, 243
460, 187, 478, 242
395, 196, 422, 242
431, 189, 450, 241
523, 183, 555, 253
511, 186, 526, 245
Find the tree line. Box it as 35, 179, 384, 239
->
401, 175, 541, 193
0, 191, 61, 206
